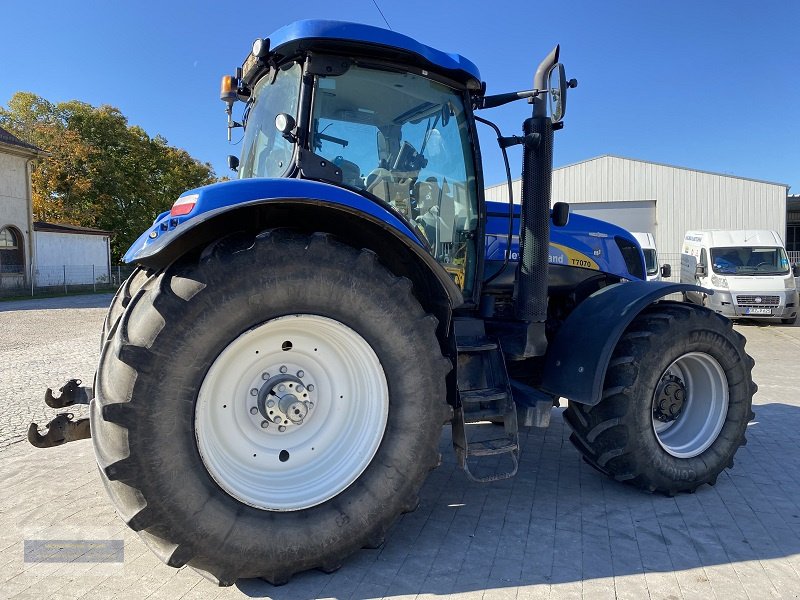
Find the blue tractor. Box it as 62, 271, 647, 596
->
32, 20, 755, 585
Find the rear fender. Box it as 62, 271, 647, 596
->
540, 281, 709, 405
123, 179, 463, 342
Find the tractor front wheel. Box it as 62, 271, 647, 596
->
565, 302, 755, 494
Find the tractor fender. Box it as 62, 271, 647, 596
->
123, 178, 464, 313
539, 281, 709, 405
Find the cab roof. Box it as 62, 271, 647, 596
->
265, 19, 481, 88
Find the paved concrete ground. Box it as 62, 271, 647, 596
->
2, 295, 800, 599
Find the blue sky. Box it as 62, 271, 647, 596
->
1, 1, 798, 191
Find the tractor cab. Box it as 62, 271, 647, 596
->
226, 20, 485, 295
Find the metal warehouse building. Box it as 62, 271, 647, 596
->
485, 155, 790, 263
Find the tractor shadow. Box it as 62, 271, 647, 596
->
236, 403, 800, 599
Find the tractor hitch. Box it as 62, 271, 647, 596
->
44, 378, 92, 408
28, 379, 94, 448
28, 413, 91, 448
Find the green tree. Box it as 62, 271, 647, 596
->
0, 92, 216, 261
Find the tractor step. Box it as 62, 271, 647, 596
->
468, 436, 519, 457
460, 387, 508, 404
452, 320, 519, 483
456, 337, 498, 353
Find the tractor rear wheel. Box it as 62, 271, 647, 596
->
564, 302, 755, 494
91, 230, 450, 585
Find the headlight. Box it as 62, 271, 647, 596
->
710, 274, 728, 288
786, 277, 797, 290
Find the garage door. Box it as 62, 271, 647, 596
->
568, 200, 656, 234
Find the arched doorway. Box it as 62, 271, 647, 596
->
0, 225, 25, 275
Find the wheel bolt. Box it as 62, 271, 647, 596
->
250, 388, 258, 396
308, 401, 314, 409
267, 400, 275, 408
250, 407, 258, 415
296, 384, 304, 393
280, 365, 288, 374
278, 384, 286, 392
278, 426, 286, 432
273, 416, 281, 423
307, 384, 315, 392
260, 420, 269, 428
262, 372, 270, 380
297, 370, 304, 378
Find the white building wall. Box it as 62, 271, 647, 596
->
0, 152, 33, 267
34, 232, 110, 286
485, 155, 788, 259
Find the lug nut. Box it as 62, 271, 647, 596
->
278, 426, 286, 432
296, 384, 304, 393
262, 372, 270, 380
307, 384, 315, 392
278, 384, 286, 392
260, 420, 269, 428
297, 370, 304, 378
250, 388, 258, 396
280, 365, 288, 374
267, 400, 275, 408
273, 416, 281, 423
250, 407, 258, 415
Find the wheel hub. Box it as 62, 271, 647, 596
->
254, 371, 315, 433
653, 373, 686, 423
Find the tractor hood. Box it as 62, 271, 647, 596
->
485, 201, 646, 281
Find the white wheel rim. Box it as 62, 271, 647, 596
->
195, 314, 389, 511
651, 351, 729, 458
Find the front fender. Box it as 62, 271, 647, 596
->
540, 281, 709, 405
124, 178, 426, 264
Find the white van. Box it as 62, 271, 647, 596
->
631, 232, 670, 281
681, 229, 799, 323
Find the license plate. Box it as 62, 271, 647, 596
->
745, 307, 772, 315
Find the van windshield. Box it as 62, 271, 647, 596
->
710, 246, 790, 275
643, 249, 658, 276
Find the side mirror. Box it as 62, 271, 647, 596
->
793, 263, 800, 277
547, 64, 577, 124
552, 202, 570, 227
695, 264, 707, 278
227, 155, 239, 173
661, 264, 672, 279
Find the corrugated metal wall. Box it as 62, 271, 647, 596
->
485, 155, 788, 257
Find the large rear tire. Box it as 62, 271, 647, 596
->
92, 230, 451, 585
564, 302, 755, 494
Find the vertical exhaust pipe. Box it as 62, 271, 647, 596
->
512, 45, 560, 358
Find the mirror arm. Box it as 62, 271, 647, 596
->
478, 89, 542, 110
